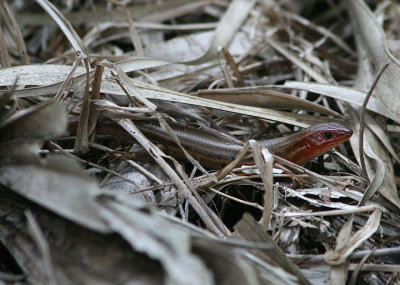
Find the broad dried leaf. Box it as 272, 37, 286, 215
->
0, 58, 173, 87
192, 238, 260, 285
0, 101, 66, 144
0, 157, 109, 232
348, 0, 400, 119
0, 185, 166, 285
97, 195, 214, 285
281, 81, 398, 124
234, 213, 310, 285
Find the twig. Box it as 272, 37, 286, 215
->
359, 62, 390, 183
50, 141, 141, 189
208, 187, 263, 211
349, 233, 400, 285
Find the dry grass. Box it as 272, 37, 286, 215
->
1, 0, 400, 284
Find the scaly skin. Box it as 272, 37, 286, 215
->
135, 122, 353, 168
68, 119, 353, 168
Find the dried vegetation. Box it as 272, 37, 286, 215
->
1, 0, 400, 284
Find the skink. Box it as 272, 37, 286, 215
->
68, 119, 352, 168
135, 122, 353, 168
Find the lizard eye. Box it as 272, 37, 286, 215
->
324, 132, 333, 139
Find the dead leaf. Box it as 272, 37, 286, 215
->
324, 209, 381, 266
347, 0, 400, 120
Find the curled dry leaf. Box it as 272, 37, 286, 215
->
324, 209, 382, 266
350, 115, 400, 209
346, 0, 400, 210
0, 101, 67, 162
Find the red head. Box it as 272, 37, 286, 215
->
285, 122, 353, 165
